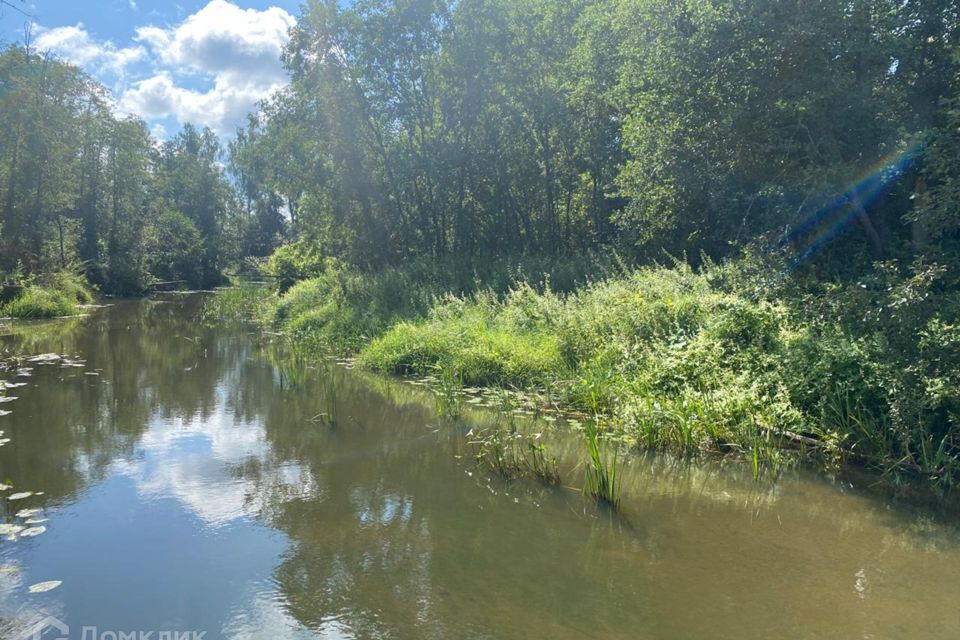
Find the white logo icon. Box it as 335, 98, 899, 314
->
19, 616, 69, 640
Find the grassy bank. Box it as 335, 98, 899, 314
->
0, 272, 94, 319
214, 257, 960, 495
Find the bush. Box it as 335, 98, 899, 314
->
359, 305, 568, 386
144, 210, 205, 288
1, 286, 77, 318
36, 270, 94, 304
266, 240, 327, 292
234, 251, 960, 492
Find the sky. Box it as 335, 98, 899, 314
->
0, 0, 303, 139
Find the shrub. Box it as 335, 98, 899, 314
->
1, 286, 77, 318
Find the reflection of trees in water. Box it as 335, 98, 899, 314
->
4, 298, 960, 639
215, 346, 655, 639
233, 343, 960, 639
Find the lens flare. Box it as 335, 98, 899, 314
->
779, 143, 922, 270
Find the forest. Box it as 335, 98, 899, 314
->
3, 0, 960, 491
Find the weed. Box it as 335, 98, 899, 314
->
583, 420, 622, 509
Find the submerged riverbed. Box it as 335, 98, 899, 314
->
0, 296, 958, 639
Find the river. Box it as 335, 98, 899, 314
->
0, 296, 958, 639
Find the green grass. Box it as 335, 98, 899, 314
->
0, 270, 94, 319
1, 287, 76, 318
469, 425, 561, 486
212, 253, 960, 496
432, 359, 464, 419
204, 281, 275, 323
583, 420, 622, 509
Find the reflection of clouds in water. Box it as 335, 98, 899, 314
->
224, 579, 352, 640
113, 384, 319, 527
351, 487, 415, 530
0, 559, 67, 640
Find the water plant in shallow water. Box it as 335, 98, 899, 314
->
319, 365, 338, 426
583, 420, 622, 509
468, 426, 560, 485
433, 360, 463, 419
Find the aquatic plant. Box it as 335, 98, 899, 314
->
204, 282, 274, 323
469, 426, 560, 485
319, 365, 338, 426
433, 360, 463, 419
583, 420, 622, 509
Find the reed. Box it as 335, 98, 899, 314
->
433, 360, 463, 419
583, 420, 622, 509
469, 426, 560, 485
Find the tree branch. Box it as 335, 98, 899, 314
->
0, 1, 33, 19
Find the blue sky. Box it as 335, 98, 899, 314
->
0, 0, 303, 138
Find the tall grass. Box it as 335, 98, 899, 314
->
469, 425, 561, 485
433, 360, 463, 419
317, 364, 339, 426
213, 252, 960, 496
583, 420, 622, 508
0, 270, 93, 319
204, 281, 275, 323
1, 287, 76, 318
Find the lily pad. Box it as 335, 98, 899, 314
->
27, 354, 61, 364
28, 580, 61, 593
24, 518, 48, 525
0, 397, 17, 403
0, 410, 10, 417
0, 484, 11, 491
7, 492, 33, 500
16, 508, 40, 518
19, 526, 46, 537
0, 524, 24, 535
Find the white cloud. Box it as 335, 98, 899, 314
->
150, 122, 168, 140
135, 0, 293, 81
118, 0, 295, 135
121, 69, 274, 135
34, 23, 146, 76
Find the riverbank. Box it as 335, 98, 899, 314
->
0, 272, 94, 319
208, 256, 960, 496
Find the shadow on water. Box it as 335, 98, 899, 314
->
0, 295, 958, 639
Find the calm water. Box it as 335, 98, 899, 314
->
0, 296, 958, 639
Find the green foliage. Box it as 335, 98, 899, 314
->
144, 211, 206, 288
360, 303, 567, 387
0, 46, 240, 295
1, 286, 76, 319
432, 359, 464, 419
0, 269, 94, 319
36, 270, 94, 304
203, 282, 276, 324
266, 240, 326, 292
583, 420, 622, 509
265, 254, 612, 354
469, 425, 561, 485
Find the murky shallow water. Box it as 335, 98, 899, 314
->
0, 296, 958, 639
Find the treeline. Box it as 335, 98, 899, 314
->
231, 0, 959, 273
4, 1, 960, 289
0, 45, 280, 294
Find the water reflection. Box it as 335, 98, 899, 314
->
0, 297, 958, 638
